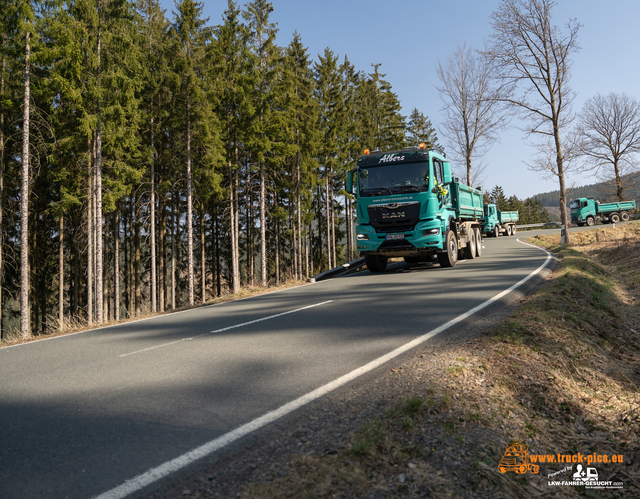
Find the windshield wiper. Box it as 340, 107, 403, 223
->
364, 187, 393, 195
394, 185, 421, 193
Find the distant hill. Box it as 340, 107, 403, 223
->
535, 172, 640, 208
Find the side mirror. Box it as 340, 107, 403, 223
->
442, 162, 453, 184
346, 171, 354, 194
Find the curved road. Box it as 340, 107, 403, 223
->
0, 228, 574, 498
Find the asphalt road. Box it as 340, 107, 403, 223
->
0, 226, 591, 499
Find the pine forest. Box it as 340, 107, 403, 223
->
0, 0, 443, 338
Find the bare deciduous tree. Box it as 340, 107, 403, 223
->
484, 0, 580, 243
578, 92, 640, 201
436, 43, 508, 187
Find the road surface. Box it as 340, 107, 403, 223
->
0, 228, 568, 498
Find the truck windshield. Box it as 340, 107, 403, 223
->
569, 200, 580, 209
359, 163, 429, 197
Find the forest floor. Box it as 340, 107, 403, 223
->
0, 279, 311, 348
146, 222, 640, 498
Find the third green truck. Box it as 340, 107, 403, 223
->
570, 197, 636, 226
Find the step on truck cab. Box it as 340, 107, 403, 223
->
570, 197, 637, 226
346, 145, 484, 271
482, 204, 519, 237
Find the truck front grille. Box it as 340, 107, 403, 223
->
367, 201, 420, 233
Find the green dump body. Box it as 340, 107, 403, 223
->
498, 211, 519, 224
597, 200, 636, 214
450, 178, 484, 219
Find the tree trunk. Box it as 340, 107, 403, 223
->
159, 194, 166, 312
0, 43, 5, 339
95, 1, 103, 324
72, 210, 80, 317
171, 191, 176, 310
228, 150, 239, 293
114, 206, 120, 321
296, 148, 302, 280
552, 115, 571, 246
260, 159, 266, 287
150, 115, 157, 312
134, 194, 141, 316
325, 172, 331, 270
233, 141, 240, 289
200, 203, 205, 302
186, 93, 194, 306
614, 160, 623, 201
214, 202, 221, 297
59, 215, 64, 330
20, 29, 31, 338
123, 203, 130, 316
87, 141, 94, 325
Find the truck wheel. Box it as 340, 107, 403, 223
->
474, 227, 482, 257
493, 226, 499, 238
463, 229, 477, 259
586, 216, 595, 226
437, 230, 458, 268
621, 211, 630, 221
611, 213, 620, 223
506, 225, 512, 236
365, 254, 387, 273
511, 225, 517, 235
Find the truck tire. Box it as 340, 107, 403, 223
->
474, 227, 482, 257
463, 229, 477, 259
493, 226, 499, 238
506, 225, 512, 236
437, 230, 458, 268
621, 211, 630, 221
586, 216, 595, 226
365, 254, 387, 273
511, 225, 517, 235
611, 213, 620, 223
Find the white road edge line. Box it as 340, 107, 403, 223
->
119, 300, 334, 358
93, 240, 551, 499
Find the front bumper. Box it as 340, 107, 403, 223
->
356, 221, 443, 256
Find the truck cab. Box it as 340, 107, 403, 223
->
570, 197, 596, 226
482, 203, 499, 233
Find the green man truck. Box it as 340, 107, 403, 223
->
346, 145, 484, 271
569, 197, 636, 226
482, 204, 519, 237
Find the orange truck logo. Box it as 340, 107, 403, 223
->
498, 440, 540, 474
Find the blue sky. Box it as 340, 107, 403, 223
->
160, 0, 640, 200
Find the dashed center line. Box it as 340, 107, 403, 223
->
119, 300, 334, 358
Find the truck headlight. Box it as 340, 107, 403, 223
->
357, 234, 369, 241
422, 228, 440, 237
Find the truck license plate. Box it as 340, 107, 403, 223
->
386, 233, 405, 241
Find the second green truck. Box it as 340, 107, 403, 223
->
481, 204, 519, 237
